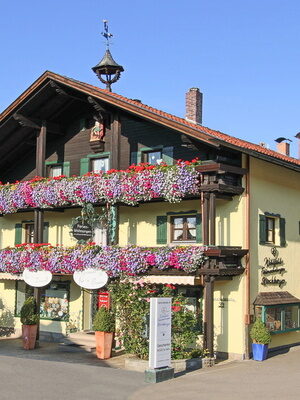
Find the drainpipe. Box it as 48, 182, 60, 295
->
244, 155, 251, 359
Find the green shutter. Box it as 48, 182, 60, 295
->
14, 223, 22, 245
79, 118, 86, 131
130, 152, 138, 165
196, 214, 202, 243
80, 158, 89, 175
63, 161, 70, 177
43, 222, 49, 244
280, 218, 286, 247
259, 214, 266, 245
156, 216, 167, 244
162, 146, 173, 165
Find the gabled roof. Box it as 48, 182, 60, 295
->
1, 70, 300, 171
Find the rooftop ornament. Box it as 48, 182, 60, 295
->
92, 20, 124, 91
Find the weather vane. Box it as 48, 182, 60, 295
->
101, 20, 113, 48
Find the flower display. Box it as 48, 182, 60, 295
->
0, 161, 200, 215
0, 244, 206, 276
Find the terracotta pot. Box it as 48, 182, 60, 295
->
22, 324, 37, 350
95, 331, 114, 359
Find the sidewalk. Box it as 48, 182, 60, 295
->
129, 346, 300, 400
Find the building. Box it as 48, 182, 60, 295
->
0, 48, 300, 360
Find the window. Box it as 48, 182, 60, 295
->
171, 215, 197, 242
259, 213, 286, 246
91, 157, 109, 173
48, 164, 63, 178
254, 304, 300, 333
143, 150, 162, 165
266, 217, 275, 244
15, 281, 69, 321
24, 223, 34, 244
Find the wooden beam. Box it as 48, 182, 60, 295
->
50, 80, 87, 103
87, 96, 107, 113
13, 113, 40, 129
203, 192, 209, 246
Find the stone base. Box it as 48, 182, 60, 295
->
125, 357, 203, 373
145, 367, 174, 383
39, 332, 65, 342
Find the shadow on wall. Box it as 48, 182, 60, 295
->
0, 298, 15, 337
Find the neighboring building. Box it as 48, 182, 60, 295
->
0, 64, 300, 360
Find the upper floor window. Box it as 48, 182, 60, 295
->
91, 157, 109, 173
143, 150, 163, 165
266, 217, 275, 244
24, 223, 34, 244
48, 164, 63, 178
171, 215, 197, 242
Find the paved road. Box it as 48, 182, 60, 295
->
1, 339, 300, 400
130, 347, 300, 400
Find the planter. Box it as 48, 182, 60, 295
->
125, 356, 205, 373
252, 343, 268, 361
22, 324, 37, 350
95, 331, 114, 359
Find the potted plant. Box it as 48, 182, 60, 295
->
20, 297, 39, 350
250, 318, 271, 361
93, 306, 115, 359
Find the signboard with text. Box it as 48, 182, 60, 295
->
149, 297, 172, 369
72, 222, 93, 241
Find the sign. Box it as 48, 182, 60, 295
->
73, 269, 108, 290
260, 247, 286, 288
149, 297, 172, 369
22, 269, 52, 288
72, 222, 93, 241
97, 291, 110, 309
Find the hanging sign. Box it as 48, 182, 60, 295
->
73, 269, 108, 290
22, 269, 52, 288
97, 291, 110, 309
72, 222, 93, 241
149, 297, 172, 369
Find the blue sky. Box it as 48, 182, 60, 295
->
1, 0, 300, 157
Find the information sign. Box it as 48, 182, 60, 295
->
72, 222, 93, 241
149, 297, 172, 369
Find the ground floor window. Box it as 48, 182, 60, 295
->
15, 281, 70, 321
255, 304, 300, 333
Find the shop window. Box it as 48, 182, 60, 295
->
15, 281, 70, 321
254, 304, 300, 333
171, 215, 197, 242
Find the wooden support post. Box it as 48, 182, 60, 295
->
204, 275, 215, 358
209, 193, 216, 246
33, 122, 47, 345
203, 192, 210, 246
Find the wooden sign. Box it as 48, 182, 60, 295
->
72, 222, 93, 241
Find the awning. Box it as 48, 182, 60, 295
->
0, 273, 23, 280
254, 291, 300, 306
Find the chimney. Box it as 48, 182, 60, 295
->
185, 88, 203, 124
276, 142, 290, 156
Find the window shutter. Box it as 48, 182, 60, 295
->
259, 214, 266, 245
156, 216, 167, 244
15, 223, 22, 245
63, 161, 70, 177
162, 146, 173, 165
80, 158, 89, 175
43, 222, 49, 244
130, 152, 138, 165
196, 214, 202, 243
280, 218, 286, 247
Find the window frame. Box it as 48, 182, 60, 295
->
142, 149, 163, 165
265, 216, 276, 244
170, 214, 197, 243
255, 304, 300, 334
90, 156, 110, 173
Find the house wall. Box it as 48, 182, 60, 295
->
249, 156, 300, 349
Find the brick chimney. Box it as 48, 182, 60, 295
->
277, 142, 290, 156
185, 88, 203, 124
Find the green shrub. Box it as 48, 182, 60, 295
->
20, 297, 39, 325
250, 318, 271, 345
93, 307, 115, 332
